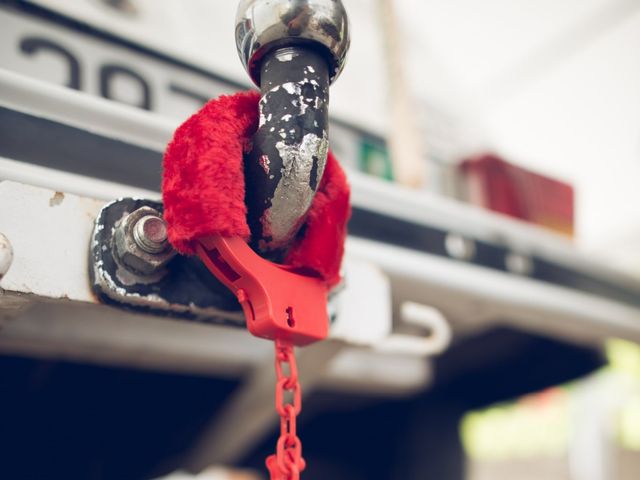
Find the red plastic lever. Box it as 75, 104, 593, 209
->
195, 236, 329, 346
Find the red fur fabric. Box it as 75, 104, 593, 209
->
162, 91, 350, 288
163, 91, 258, 251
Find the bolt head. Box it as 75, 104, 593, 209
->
113, 207, 175, 277
445, 233, 475, 261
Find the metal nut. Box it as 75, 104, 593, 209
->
113, 207, 175, 276
235, 0, 350, 85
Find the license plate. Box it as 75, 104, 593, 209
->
0, 2, 376, 170
0, 4, 240, 121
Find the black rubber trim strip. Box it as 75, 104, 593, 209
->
347, 207, 640, 308
1, 106, 639, 308
0, 107, 162, 191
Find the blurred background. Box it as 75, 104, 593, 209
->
1, 1, 640, 479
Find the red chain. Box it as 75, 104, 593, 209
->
266, 339, 306, 480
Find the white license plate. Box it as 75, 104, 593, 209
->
0, 5, 240, 122
0, 3, 371, 170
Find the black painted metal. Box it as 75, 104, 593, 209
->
245, 46, 330, 258
0, 106, 162, 191
90, 198, 244, 325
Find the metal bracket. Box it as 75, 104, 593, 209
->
90, 197, 244, 326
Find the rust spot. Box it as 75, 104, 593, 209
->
259, 154, 271, 174
49, 191, 65, 207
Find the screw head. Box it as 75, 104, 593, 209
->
133, 215, 168, 254
445, 233, 476, 261
505, 252, 533, 275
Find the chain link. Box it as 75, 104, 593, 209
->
266, 339, 306, 480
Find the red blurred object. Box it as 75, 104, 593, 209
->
461, 154, 574, 236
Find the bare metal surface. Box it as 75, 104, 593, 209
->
262, 131, 328, 250
133, 214, 169, 254
235, 0, 350, 85
113, 206, 175, 277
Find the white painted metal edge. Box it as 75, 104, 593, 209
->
0, 156, 160, 201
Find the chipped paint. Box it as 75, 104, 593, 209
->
259, 130, 329, 250
49, 191, 64, 207
282, 82, 297, 95
259, 155, 270, 174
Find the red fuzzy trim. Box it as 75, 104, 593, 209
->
162, 91, 259, 254
162, 91, 350, 288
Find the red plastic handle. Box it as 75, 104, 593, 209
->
195, 236, 329, 346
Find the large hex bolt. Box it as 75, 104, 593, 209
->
235, 0, 350, 257
113, 207, 176, 277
